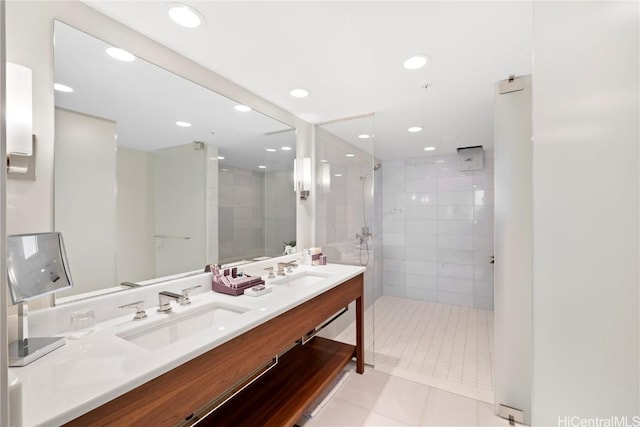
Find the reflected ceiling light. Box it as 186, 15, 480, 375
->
54, 83, 73, 93
435, 159, 445, 164
289, 88, 309, 98
281, 146, 292, 151
403, 54, 431, 70
265, 148, 277, 152
176, 121, 191, 127
168, 3, 203, 28
217, 156, 225, 160
221, 168, 229, 172
358, 134, 371, 139
234, 104, 252, 112
334, 174, 343, 177
258, 165, 266, 169
408, 126, 423, 133
345, 153, 355, 157
106, 47, 135, 62
320, 159, 328, 163
424, 146, 436, 151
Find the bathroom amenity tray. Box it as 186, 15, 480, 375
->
212, 275, 265, 296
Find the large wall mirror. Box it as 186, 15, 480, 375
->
53, 21, 296, 300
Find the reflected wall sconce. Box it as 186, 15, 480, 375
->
294, 157, 312, 200
6, 63, 36, 180
321, 163, 331, 193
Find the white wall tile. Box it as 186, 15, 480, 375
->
383, 233, 406, 247
406, 287, 437, 302
437, 292, 474, 307
437, 176, 474, 191
439, 248, 474, 265
438, 277, 474, 295
474, 281, 494, 297
405, 273, 437, 290
383, 219, 405, 233
438, 191, 474, 206
406, 248, 438, 262
438, 235, 474, 250
384, 258, 406, 273
405, 233, 437, 248
405, 178, 438, 193
405, 220, 437, 234
438, 263, 474, 280
438, 206, 475, 221
439, 221, 474, 235
404, 206, 437, 220
406, 260, 438, 276
382, 152, 494, 310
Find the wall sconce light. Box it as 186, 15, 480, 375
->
294, 157, 312, 200
321, 163, 331, 193
6, 63, 36, 180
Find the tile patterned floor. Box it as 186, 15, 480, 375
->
335, 295, 494, 403
297, 365, 508, 427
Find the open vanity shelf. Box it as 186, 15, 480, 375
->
65, 272, 364, 426
197, 337, 355, 426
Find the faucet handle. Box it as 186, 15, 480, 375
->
264, 267, 275, 279
180, 285, 201, 305
119, 300, 147, 321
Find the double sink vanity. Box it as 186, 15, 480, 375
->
11, 259, 365, 426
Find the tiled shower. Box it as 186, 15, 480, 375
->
381, 151, 495, 310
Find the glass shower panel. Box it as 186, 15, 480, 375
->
315, 114, 380, 366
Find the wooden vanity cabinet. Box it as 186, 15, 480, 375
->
66, 273, 364, 427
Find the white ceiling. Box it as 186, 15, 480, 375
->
54, 21, 296, 172
84, 1, 533, 160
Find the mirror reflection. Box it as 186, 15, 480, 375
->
53, 21, 296, 299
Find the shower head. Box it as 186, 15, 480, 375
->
360, 162, 383, 180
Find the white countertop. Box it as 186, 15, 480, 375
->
10, 263, 365, 426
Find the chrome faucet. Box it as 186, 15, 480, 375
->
157, 285, 202, 313
277, 261, 298, 276
157, 291, 181, 313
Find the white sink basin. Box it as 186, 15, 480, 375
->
270, 270, 331, 288
117, 301, 250, 351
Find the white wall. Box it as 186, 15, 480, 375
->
54, 108, 116, 296
493, 75, 532, 424
532, 2, 639, 424
265, 170, 296, 256
218, 166, 265, 263
155, 143, 206, 277
382, 152, 495, 310
116, 147, 155, 284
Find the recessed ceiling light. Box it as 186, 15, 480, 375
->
403, 54, 431, 70
334, 174, 342, 177
265, 148, 277, 152
345, 154, 355, 158
358, 134, 371, 139
258, 165, 266, 169
234, 104, 251, 112
106, 47, 135, 62
290, 88, 309, 98
217, 156, 225, 160
168, 3, 203, 28
281, 146, 292, 151
408, 126, 423, 133
176, 121, 191, 127
424, 146, 436, 151
54, 83, 74, 93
